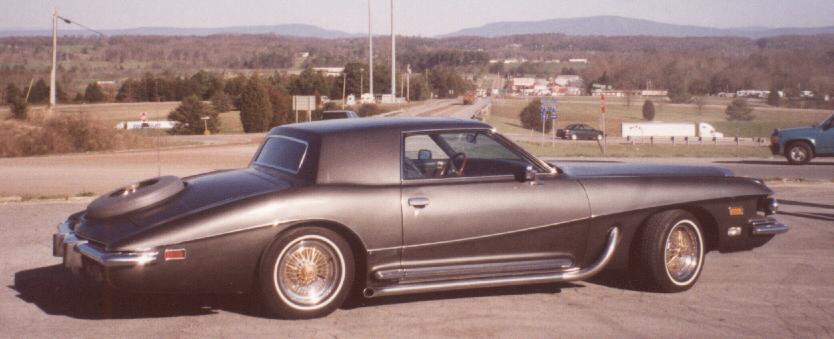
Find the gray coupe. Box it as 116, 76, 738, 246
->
54, 117, 787, 318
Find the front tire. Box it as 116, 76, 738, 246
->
785, 142, 813, 165
259, 227, 355, 319
637, 210, 705, 292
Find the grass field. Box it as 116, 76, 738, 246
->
489, 97, 831, 138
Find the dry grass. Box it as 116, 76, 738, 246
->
0, 114, 147, 157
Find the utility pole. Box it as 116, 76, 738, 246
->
368, 0, 374, 102
390, 0, 396, 100
406, 64, 411, 101
49, 8, 58, 114
360, 68, 364, 100
341, 72, 347, 109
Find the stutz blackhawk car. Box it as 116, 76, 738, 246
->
54, 118, 787, 318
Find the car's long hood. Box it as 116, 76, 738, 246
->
74, 168, 291, 247
557, 162, 734, 178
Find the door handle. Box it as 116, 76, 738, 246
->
408, 197, 430, 208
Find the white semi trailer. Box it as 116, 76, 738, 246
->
621, 122, 724, 138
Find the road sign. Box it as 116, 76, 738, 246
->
540, 97, 559, 120
292, 96, 316, 111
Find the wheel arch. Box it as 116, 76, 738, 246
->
625, 204, 718, 270
255, 219, 369, 292
786, 139, 816, 155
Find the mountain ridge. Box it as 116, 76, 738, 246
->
0, 23, 359, 39
440, 15, 834, 38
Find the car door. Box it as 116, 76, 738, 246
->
818, 117, 834, 155
399, 130, 591, 281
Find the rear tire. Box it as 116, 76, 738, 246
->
637, 210, 705, 292
259, 227, 355, 319
785, 142, 813, 165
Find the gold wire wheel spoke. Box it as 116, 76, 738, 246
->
664, 222, 701, 283
276, 237, 342, 307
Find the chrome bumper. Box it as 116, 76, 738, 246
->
53, 220, 158, 276
750, 218, 789, 235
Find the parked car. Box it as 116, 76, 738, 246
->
54, 118, 787, 319
321, 110, 359, 120
557, 124, 603, 140
770, 112, 834, 164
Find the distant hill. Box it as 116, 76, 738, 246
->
0, 23, 359, 39
441, 16, 834, 39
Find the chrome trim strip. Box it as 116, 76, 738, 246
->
363, 227, 620, 298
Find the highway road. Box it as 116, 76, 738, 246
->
2, 183, 832, 337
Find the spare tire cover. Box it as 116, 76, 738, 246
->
86, 176, 185, 219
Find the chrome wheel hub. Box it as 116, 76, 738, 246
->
664, 221, 701, 283
276, 238, 340, 307
790, 147, 806, 161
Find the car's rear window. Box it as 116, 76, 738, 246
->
254, 136, 308, 174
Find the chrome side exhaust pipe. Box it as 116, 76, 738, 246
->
363, 227, 620, 299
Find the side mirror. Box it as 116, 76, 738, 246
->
514, 165, 537, 182
417, 149, 432, 160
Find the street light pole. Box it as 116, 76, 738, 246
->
390, 0, 396, 100
368, 0, 374, 102
49, 8, 58, 114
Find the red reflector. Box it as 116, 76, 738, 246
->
164, 249, 187, 261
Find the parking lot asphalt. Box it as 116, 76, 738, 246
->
1, 183, 832, 338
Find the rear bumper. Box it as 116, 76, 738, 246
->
53, 220, 158, 278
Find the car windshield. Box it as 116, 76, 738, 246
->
821, 113, 834, 128
254, 136, 308, 174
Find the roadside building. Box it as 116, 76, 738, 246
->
554, 75, 583, 88
312, 67, 345, 77
641, 90, 669, 97
568, 58, 589, 64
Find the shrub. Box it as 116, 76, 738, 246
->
239, 76, 272, 133
767, 89, 781, 107
83, 82, 107, 103
5, 84, 29, 120
168, 95, 219, 135
0, 114, 143, 157
210, 91, 233, 113
356, 103, 383, 117
519, 99, 552, 133
725, 98, 755, 121
642, 99, 656, 121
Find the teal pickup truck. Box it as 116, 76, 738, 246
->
770, 113, 834, 164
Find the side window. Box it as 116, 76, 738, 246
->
402, 131, 531, 180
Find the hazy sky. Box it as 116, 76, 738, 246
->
3, 0, 833, 36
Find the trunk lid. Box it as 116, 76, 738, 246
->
74, 168, 291, 247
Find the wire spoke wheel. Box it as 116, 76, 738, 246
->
275, 237, 342, 308
663, 221, 701, 284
